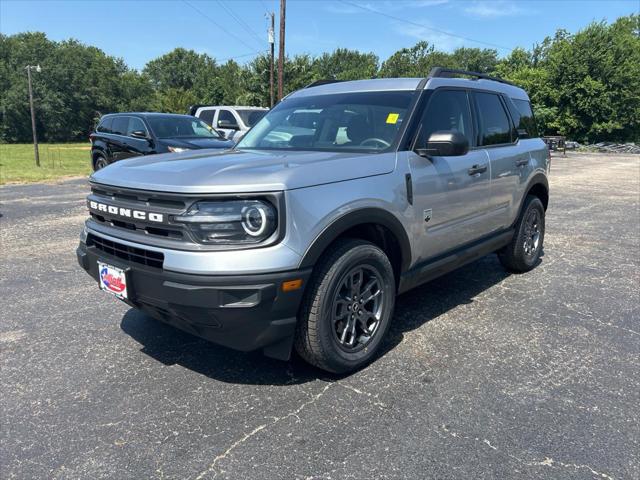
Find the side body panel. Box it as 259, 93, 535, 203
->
485, 141, 532, 230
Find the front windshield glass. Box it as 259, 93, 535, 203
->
236, 91, 414, 152
237, 109, 267, 127
147, 116, 222, 139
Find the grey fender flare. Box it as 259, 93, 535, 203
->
517, 172, 549, 221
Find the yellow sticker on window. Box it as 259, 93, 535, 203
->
386, 113, 400, 124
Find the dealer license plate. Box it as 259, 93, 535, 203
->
98, 262, 128, 299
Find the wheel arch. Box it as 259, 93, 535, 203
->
299, 208, 412, 285
522, 173, 549, 212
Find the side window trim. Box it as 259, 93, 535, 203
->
468, 89, 481, 149
499, 94, 519, 144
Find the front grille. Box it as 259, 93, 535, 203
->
87, 233, 164, 269
90, 212, 184, 239
88, 185, 189, 241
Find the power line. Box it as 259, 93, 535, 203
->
181, 0, 261, 53
217, 50, 268, 64
216, 0, 265, 48
338, 0, 513, 52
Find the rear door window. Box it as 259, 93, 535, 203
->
417, 89, 474, 147
111, 116, 129, 136
198, 109, 216, 126
474, 92, 512, 146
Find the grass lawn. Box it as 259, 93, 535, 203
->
0, 143, 92, 184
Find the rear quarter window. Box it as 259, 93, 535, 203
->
510, 99, 539, 138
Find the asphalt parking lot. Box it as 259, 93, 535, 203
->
1, 152, 638, 479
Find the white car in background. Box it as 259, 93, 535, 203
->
190, 105, 268, 142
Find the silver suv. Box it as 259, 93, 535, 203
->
77, 68, 549, 373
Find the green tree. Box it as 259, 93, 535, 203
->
449, 47, 499, 73
313, 48, 378, 80
379, 41, 451, 77
0, 32, 145, 142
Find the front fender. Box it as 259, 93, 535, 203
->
298, 207, 412, 271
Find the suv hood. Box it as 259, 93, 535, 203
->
90, 149, 397, 193
160, 137, 234, 149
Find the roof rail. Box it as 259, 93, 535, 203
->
304, 79, 344, 89
428, 67, 516, 87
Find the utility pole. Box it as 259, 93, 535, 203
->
268, 12, 275, 107
25, 65, 41, 167
277, 0, 286, 101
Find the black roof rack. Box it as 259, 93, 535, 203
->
304, 79, 345, 89
428, 67, 516, 87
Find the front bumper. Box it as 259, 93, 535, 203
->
77, 240, 311, 360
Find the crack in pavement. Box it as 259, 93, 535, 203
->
438, 425, 615, 480
194, 382, 335, 480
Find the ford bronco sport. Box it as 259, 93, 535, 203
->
77, 68, 549, 373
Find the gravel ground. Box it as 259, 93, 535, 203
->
1, 152, 638, 479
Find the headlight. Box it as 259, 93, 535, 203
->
173, 200, 277, 244
168, 146, 191, 153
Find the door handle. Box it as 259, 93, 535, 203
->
516, 158, 530, 167
468, 164, 487, 176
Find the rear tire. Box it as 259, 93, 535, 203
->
295, 239, 396, 374
93, 154, 109, 171
498, 195, 545, 272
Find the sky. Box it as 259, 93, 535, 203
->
1, 0, 638, 70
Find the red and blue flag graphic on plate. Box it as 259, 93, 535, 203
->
98, 263, 128, 298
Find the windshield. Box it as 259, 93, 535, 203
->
236, 109, 267, 127
236, 91, 414, 152
147, 116, 223, 139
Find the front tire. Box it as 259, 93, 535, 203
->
93, 154, 109, 171
498, 195, 545, 272
295, 239, 396, 374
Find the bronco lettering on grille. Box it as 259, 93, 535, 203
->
88, 200, 164, 223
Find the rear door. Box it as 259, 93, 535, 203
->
472, 91, 531, 231
407, 88, 493, 263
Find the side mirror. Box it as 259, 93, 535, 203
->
130, 130, 148, 139
417, 130, 469, 157
217, 119, 239, 130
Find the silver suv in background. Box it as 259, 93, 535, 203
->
78, 68, 549, 373
190, 105, 268, 142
